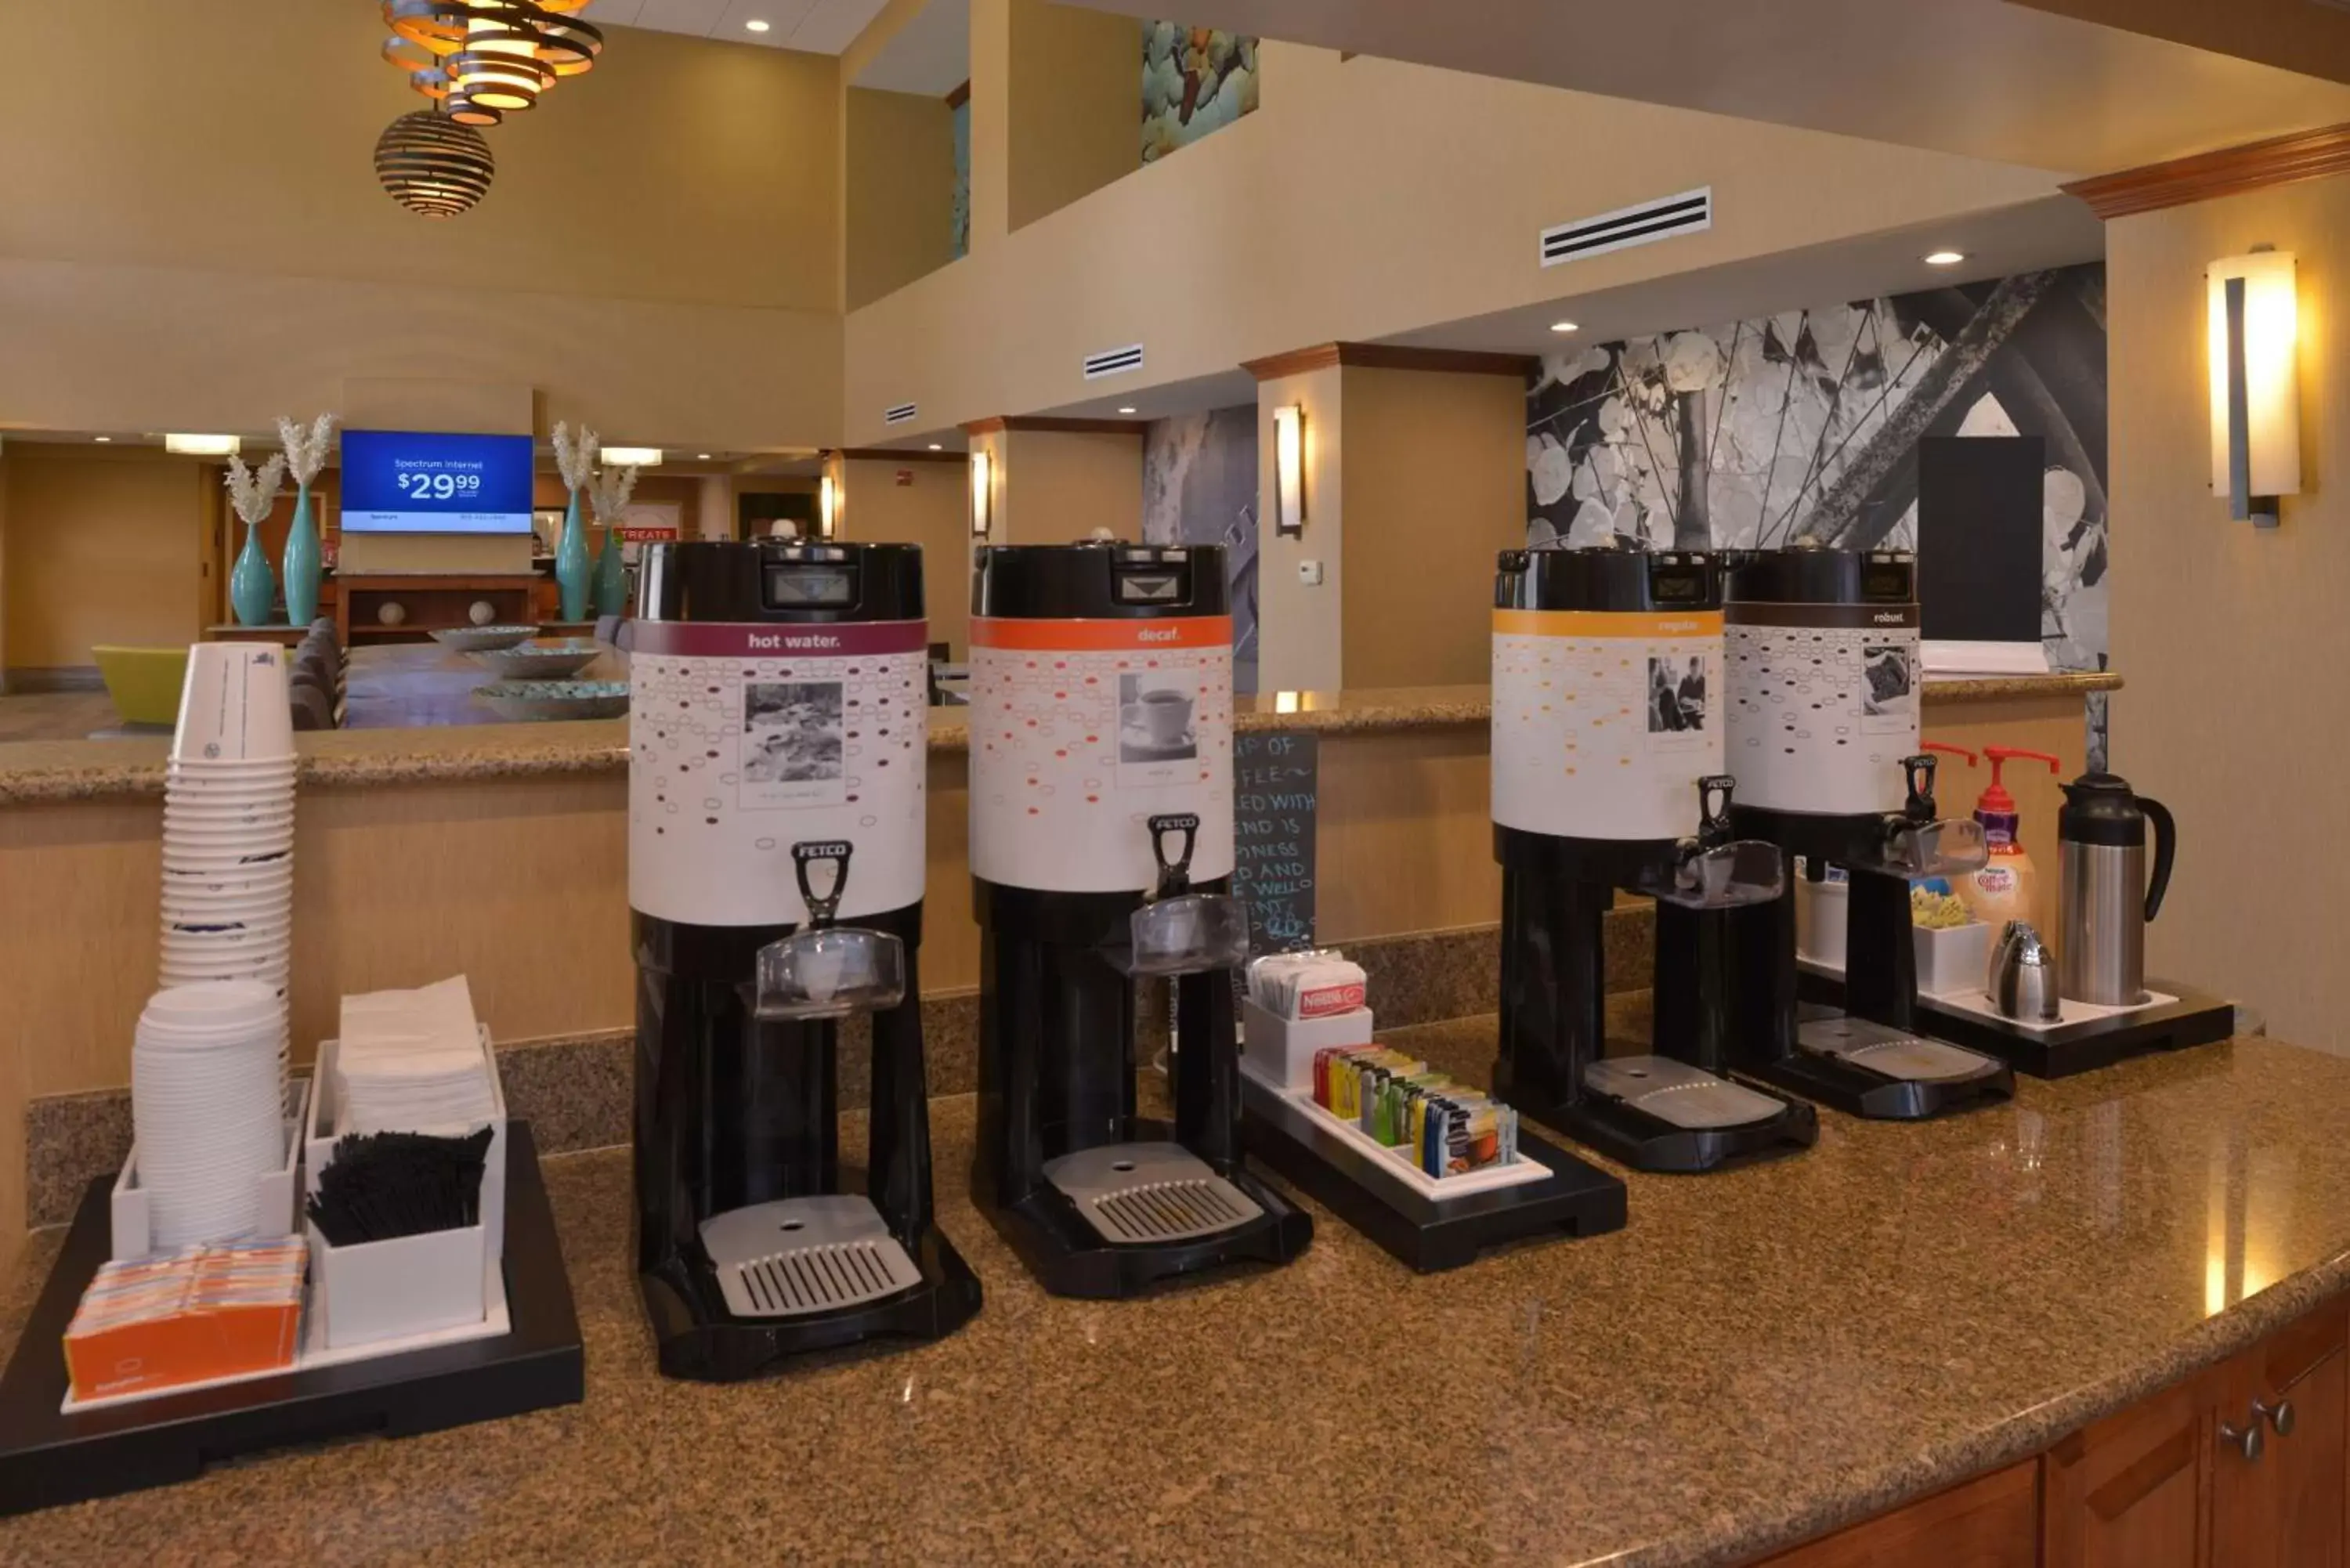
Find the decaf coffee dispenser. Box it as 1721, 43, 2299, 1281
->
967, 542, 1311, 1297
628, 540, 979, 1381
1719, 544, 2013, 1118
1491, 544, 1817, 1172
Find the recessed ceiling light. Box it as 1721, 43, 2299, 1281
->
1117, 406, 1137, 414
164, 433, 240, 456
927, 443, 943, 451
1924, 250, 1966, 266
1549, 321, 1579, 334
744, 18, 770, 31
94, 435, 111, 443
696, 452, 712, 460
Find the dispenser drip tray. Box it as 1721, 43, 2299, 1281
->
700, 1195, 923, 1320
1797, 1017, 2001, 1083
1043, 1143, 1264, 1246
1583, 1056, 1791, 1130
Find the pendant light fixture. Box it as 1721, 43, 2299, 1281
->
374, 109, 497, 219
378, 0, 603, 119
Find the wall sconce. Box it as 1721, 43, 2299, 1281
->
599, 446, 663, 467
1272, 403, 1306, 537
819, 473, 837, 538
969, 449, 992, 537
2207, 248, 2300, 528
164, 433, 240, 457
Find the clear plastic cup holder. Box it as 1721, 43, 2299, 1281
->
753, 927, 907, 1021
1642, 838, 1785, 910
1883, 816, 1989, 879
1120, 894, 1250, 977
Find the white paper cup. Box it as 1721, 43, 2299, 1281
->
173, 644, 295, 764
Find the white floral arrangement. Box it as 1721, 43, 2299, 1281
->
224, 454, 287, 528
274, 412, 336, 488
551, 421, 598, 495
588, 461, 641, 525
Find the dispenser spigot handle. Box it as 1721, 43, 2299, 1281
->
1900, 754, 1940, 823
791, 840, 855, 929
1147, 813, 1200, 899
1922, 740, 1977, 769
1695, 775, 1737, 849
1982, 744, 2062, 777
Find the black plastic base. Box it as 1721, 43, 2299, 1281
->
1537, 1088, 1817, 1174
1241, 1077, 1624, 1270
0, 1123, 584, 1518
1799, 970, 2236, 1079
1741, 1042, 2016, 1120
638, 1223, 982, 1383
975, 1122, 1311, 1299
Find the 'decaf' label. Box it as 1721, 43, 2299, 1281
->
967, 615, 1235, 894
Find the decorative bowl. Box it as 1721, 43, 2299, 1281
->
432, 623, 541, 654
467, 638, 603, 680
472, 679, 630, 722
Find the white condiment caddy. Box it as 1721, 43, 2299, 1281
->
303, 1023, 507, 1350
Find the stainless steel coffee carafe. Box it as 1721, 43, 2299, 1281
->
2056, 772, 2176, 1006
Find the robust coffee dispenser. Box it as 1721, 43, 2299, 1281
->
629, 540, 979, 1381
968, 541, 1311, 1297
1718, 544, 2015, 1118
1491, 543, 1817, 1171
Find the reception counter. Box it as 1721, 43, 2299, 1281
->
0, 672, 2116, 1252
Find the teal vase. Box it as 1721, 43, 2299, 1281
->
555, 491, 591, 622
593, 526, 627, 616
230, 521, 277, 627
282, 486, 321, 627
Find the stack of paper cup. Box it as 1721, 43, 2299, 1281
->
132, 982, 288, 1248
159, 645, 296, 1075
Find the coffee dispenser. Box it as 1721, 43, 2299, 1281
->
968, 541, 1311, 1298
1491, 543, 1817, 1171
1718, 544, 2015, 1118
629, 540, 978, 1381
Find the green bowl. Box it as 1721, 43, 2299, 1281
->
472, 679, 629, 722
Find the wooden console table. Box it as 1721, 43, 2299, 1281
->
334, 573, 548, 645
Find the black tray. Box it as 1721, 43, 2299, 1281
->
1797, 970, 2236, 1079
0, 1121, 584, 1516
1242, 1075, 1625, 1272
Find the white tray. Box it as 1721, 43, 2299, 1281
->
1240, 1060, 1549, 1201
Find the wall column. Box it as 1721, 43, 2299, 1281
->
960, 417, 1144, 546
1244, 344, 1533, 695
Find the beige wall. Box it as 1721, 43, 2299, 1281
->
2109, 179, 2350, 1053
1255, 366, 1345, 692
843, 43, 2071, 444
1007, 1, 1142, 232
1001, 428, 1143, 543
0, 0, 843, 450
846, 88, 958, 311
1339, 367, 1526, 689
3, 448, 209, 674
837, 456, 974, 655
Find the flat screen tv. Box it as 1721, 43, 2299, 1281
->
340, 429, 535, 534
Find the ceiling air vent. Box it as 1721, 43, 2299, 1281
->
1083, 343, 1145, 380
1540, 186, 1712, 269
882, 402, 918, 426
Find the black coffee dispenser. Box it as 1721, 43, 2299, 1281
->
967, 542, 1310, 1297
629, 540, 979, 1381
1490, 544, 1817, 1171
1718, 545, 2014, 1118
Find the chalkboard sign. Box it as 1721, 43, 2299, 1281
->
1232, 732, 1318, 954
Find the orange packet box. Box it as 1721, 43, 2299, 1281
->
66, 1299, 302, 1404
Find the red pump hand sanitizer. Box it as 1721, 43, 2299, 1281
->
1964, 744, 2062, 930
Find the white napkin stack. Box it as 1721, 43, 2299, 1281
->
334, 976, 495, 1136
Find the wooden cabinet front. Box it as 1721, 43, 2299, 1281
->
2211, 1302, 2347, 1568
2043, 1376, 2207, 1568
1758, 1461, 2037, 1567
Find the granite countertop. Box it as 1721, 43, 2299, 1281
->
0, 1024, 2342, 1567
0, 672, 2120, 805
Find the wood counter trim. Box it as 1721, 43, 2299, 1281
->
2064, 121, 2350, 219
1242, 342, 1540, 381
959, 416, 1144, 436
835, 446, 967, 464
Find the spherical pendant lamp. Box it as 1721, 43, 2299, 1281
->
374, 110, 496, 219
